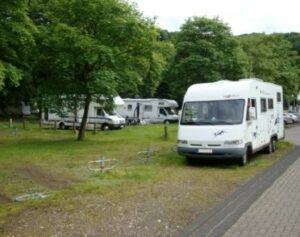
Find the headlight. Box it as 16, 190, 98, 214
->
177, 140, 188, 144
224, 139, 243, 145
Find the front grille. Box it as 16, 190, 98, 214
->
207, 144, 221, 147
190, 143, 203, 147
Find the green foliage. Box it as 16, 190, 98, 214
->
0, 0, 36, 91
284, 32, 300, 56
138, 40, 176, 97
29, 0, 159, 139
238, 33, 300, 102
1, 0, 300, 123
161, 17, 249, 103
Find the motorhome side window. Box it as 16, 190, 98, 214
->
159, 108, 167, 116
96, 108, 105, 116
165, 107, 176, 115
277, 92, 282, 102
251, 99, 257, 119
246, 98, 257, 121
268, 98, 274, 110
127, 104, 132, 111
181, 99, 244, 125
144, 105, 152, 112
260, 98, 267, 112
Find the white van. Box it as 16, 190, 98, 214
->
42, 97, 126, 130
116, 98, 179, 124
177, 79, 284, 165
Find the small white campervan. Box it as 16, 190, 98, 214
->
177, 79, 284, 165
42, 97, 126, 130
116, 98, 179, 124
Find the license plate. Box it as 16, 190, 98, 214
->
198, 149, 212, 154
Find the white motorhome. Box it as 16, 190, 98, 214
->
177, 79, 284, 165
42, 97, 126, 130
116, 98, 179, 124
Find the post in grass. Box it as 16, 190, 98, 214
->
9, 118, 13, 128
164, 124, 168, 140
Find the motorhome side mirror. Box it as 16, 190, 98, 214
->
249, 107, 256, 120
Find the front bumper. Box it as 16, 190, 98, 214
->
177, 147, 246, 159
109, 123, 125, 129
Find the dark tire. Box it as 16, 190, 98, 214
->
271, 137, 276, 153
239, 151, 248, 166
101, 123, 110, 131
265, 138, 274, 154
59, 122, 65, 129
186, 156, 196, 165
164, 120, 170, 124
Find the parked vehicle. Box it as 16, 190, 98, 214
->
116, 98, 179, 124
283, 113, 294, 125
42, 97, 126, 130
177, 79, 284, 166
287, 113, 299, 123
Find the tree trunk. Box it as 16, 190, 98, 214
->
77, 94, 91, 141
73, 104, 78, 132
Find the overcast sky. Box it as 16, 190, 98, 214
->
129, 0, 300, 35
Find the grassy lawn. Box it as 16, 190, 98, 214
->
0, 118, 293, 236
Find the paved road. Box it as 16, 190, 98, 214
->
180, 126, 300, 237
223, 126, 300, 237
285, 125, 300, 145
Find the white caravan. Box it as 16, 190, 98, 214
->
177, 79, 284, 165
116, 98, 179, 124
42, 97, 126, 130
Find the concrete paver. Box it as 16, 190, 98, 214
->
223, 157, 300, 237
222, 125, 300, 237
180, 126, 300, 237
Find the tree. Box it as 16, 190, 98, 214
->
284, 33, 300, 56
238, 33, 300, 104
0, 0, 37, 114
137, 32, 175, 98
33, 0, 158, 140
161, 17, 248, 103
0, 0, 36, 91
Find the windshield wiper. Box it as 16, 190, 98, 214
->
196, 121, 215, 125
182, 120, 235, 125
182, 121, 214, 125
214, 120, 235, 125
181, 121, 197, 125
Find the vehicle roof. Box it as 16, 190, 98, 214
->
123, 98, 178, 107
184, 78, 282, 101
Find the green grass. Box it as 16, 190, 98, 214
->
0, 119, 294, 236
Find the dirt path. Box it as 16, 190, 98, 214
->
1, 169, 238, 237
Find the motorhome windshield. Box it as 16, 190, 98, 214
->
110, 110, 123, 118
181, 99, 245, 125
97, 108, 115, 117
164, 107, 176, 115
106, 110, 119, 116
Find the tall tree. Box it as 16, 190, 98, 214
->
238, 33, 300, 104
0, 0, 36, 114
284, 33, 300, 56
0, 0, 36, 91
137, 33, 175, 98
33, 0, 158, 140
162, 17, 248, 103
